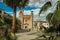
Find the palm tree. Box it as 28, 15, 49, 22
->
38, 1, 59, 40
46, 13, 53, 23
46, 0, 60, 37
46, 12, 56, 26
46, 0, 60, 25
3, 0, 29, 32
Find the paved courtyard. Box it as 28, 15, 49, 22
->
16, 31, 39, 40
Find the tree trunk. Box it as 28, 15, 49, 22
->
11, 7, 16, 33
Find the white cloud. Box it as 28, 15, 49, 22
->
24, 10, 31, 15
16, 8, 40, 21
6, 12, 13, 14
16, 8, 40, 17
16, 0, 58, 21
28, 0, 46, 7
5, 11, 13, 16
31, 9, 40, 15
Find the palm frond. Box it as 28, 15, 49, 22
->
46, 2, 60, 25
3, 0, 22, 8
39, 1, 52, 15
3, 0, 29, 9
18, 0, 29, 8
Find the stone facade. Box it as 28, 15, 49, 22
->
19, 10, 49, 31
19, 10, 33, 30
0, 9, 4, 18
33, 21, 49, 31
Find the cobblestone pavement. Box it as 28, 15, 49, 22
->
16, 31, 39, 40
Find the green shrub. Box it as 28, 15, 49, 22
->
8, 32, 16, 40
0, 36, 7, 40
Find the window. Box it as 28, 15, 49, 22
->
25, 20, 27, 22
25, 26, 27, 29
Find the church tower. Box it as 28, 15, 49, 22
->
19, 10, 24, 29
31, 11, 33, 30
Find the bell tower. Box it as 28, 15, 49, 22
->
19, 10, 24, 29
31, 11, 33, 30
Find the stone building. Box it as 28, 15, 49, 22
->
33, 21, 49, 31
33, 21, 42, 31
19, 10, 33, 30
19, 10, 49, 31
0, 9, 4, 18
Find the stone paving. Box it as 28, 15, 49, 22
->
16, 31, 39, 40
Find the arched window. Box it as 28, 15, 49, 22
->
25, 26, 27, 29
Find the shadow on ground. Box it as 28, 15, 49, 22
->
16, 29, 30, 33
27, 31, 38, 35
